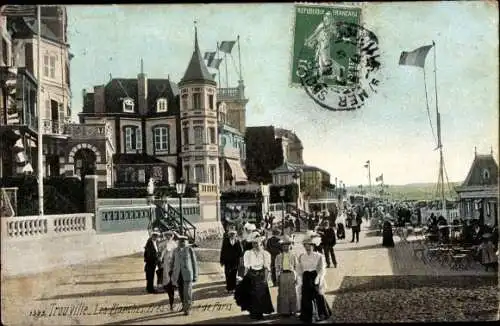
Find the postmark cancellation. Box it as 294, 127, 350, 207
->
290, 3, 381, 111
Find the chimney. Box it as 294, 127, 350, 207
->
94, 85, 105, 113
138, 59, 148, 115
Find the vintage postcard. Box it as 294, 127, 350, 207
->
1, 2, 498, 325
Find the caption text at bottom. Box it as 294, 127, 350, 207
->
28, 302, 233, 319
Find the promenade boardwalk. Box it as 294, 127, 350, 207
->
2, 225, 498, 324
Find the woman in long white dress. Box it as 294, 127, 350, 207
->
297, 235, 332, 323
161, 231, 178, 310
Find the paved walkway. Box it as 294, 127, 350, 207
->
2, 224, 497, 324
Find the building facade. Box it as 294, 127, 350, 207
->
79, 65, 179, 188
455, 152, 498, 227
274, 127, 304, 165
218, 101, 247, 186
1, 6, 70, 179
245, 125, 304, 183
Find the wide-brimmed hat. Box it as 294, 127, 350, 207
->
228, 229, 238, 235
249, 232, 263, 243
177, 235, 188, 240
302, 236, 315, 245
279, 235, 294, 245
244, 223, 256, 231
151, 228, 161, 236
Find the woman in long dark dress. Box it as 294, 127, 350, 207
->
234, 232, 274, 320
297, 236, 332, 323
382, 220, 395, 247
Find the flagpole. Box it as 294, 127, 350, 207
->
36, 5, 44, 216
423, 63, 436, 145
237, 35, 242, 81
224, 52, 229, 88
216, 42, 221, 87
433, 40, 446, 219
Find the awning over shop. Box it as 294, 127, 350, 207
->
226, 159, 248, 182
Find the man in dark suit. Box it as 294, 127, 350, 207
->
144, 230, 161, 293
220, 228, 243, 293
318, 221, 337, 268
350, 206, 363, 243
265, 229, 282, 287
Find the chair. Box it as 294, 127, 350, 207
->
450, 254, 468, 270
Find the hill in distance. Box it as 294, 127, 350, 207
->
347, 182, 460, 201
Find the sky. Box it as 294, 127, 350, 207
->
67, 2, 498, 186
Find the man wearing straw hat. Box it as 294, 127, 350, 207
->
171, 234, 198, 315
275, 235, 298, 316
144, 228, 161, 294
220, 226, 243, 294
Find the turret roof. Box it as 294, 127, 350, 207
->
180, 26, 215, 86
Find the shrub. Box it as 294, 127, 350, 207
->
98, 185, 199, 199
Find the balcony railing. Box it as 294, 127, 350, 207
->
65, 123, 111, 139
221, 147, 241, 159
40, 119, 112, 140
42, 119, 65, 135
217, 87, 242, 100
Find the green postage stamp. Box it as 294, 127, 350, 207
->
290, 4, 381, 111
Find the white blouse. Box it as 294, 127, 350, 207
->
243, 249, 271, 271
297, 251, 326, 286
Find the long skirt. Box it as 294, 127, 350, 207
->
382, 228, 394, 247
234, 269, 274, 315
277, 271, 297, 314
300, 271, 332, 323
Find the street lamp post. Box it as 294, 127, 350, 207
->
292, 171, 301, 220
147, 178, 155, 231
176, 178, 186, 235
279, 188, 286, 235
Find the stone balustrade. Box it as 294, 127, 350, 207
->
96, 205, 153, 233
1, 213, 94, 240
198, 183, 219, 196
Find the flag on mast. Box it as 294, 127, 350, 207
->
204, 52, 216, 61
219, 40, 236, 54
208, 58, 222, 69
364, 160, 370, 168
399, 44, 433, 68
375, 174, 383, 182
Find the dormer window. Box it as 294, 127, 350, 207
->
123, 98, 135, 113
482, 168, 490, 180
157, 98, 168, 113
